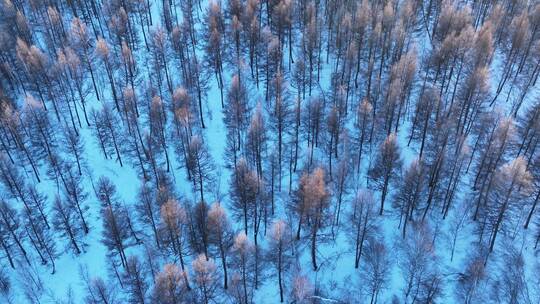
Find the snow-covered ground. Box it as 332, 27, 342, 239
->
2, 1, 540, 303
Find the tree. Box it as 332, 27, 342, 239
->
0, 266, 12, 303
101, 205, 132, 269
349, 189, 378, 269
267, 219, 293, 303
186, 136, 215, 203
82, 273, 117, 304
63, 163, 89, 234
207, 202, 233, 289
360, 237, 391, 304
245, 104, 267, 178
191, 254, 219, 304
229, 158, 258, 235
52, 196, 84, 255
485, 157, 532, 254
69, 18, 100, 102
368, 133, 402, 215
152, 264, 190, 304
290, 273, 314, 303
332, 150, 352, 231
91, 102, 125, 167
472, 115, 515, 220
230, 232, 254, 304
355, 98, 373, 174
95, 37, 120, 112
159, 199, 191, 290
490, 246, 531, 303
393, 159, 425, 238
21, 201, 57, 274
189, 200, 211, 260
0, 199, 30, 268
203, 0, 226, 108
150, 28, 173, 96
121, 255, 149, 304
62, 125, 85, 175
268, 71, 292, 190
398, 222, 441, 304
16, 39, 60, 119
455, 255, 488, 304
136, 182, 161, 248
293, 167, 329, 270
148, 96, 171, 172
223, 73, 251, 157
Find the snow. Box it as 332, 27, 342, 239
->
2, 1, 540, 303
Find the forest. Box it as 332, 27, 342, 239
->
0, 0, 540, 303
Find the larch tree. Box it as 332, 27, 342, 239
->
207, 202, 233, 290
136, 182, 161, 248
223, 74, 251, 159
355, 98, 373, 174
398, 222, 441, 304
360, 237, 391, 304
121, 255, 149, 304
267, 219, 293, 303
51, 196, 85, 255
290, 273, 314, 303
229, 158, 258, 235
95, 37, 120, 112
393, 158, 426, 238
489, 246, 531, 304
152, 263, 190, 304
245, 104, 267, 178
186, 135, 215, 203
455, 255, 488, 304
368, 133, 402, 215
189, 200, 211, 260
268, 71, 292, 190
484, 157, 532, 254
61, 125, 85, 176
0, 199, 30, 267
349, 189, 379, 269
191, 254, 219, 304
159, 198, 191, 290
101, 204, 132, 269
294, 167, 330, 270
230, 232, 254, 304
204, 0, 226, 108
91, 102, 125, 167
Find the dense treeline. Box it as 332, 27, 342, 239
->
0, 0, 540, 303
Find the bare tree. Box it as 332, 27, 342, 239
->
290, 273, 314, 303
229, 158, 258, 235
490, 246, 532, 303
191, 254, 219, 304
152, 263, 190, 304
121, 255, 149, 304
455, 255, 488, 304
159, 199, 191, 290
398, 222, 440, 304
293, 167, 329, 270
230, 232, 254, 304
393, 159, 425, 238
267, 219, 293, 303
95, 37, 120, 112
186, 136, 215, 203
136, 182, 161, 248
368, 133, 402, 215
52, 196, 85, 255
359, 237, 391, 304
484, 157, 532, 254
208, 202, 233, 289
349, 189, 378, 269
